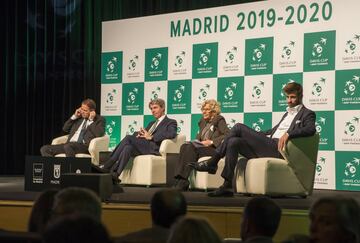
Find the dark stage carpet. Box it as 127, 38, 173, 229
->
0, 176, 359, 210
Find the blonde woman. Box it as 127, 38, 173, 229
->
173, 99, 229, 191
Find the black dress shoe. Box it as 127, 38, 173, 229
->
208, 181, 233, 197
174, 179, 190, 191
188, 160, 217, 174
208, 186, 234, 197
91, 164, 109, 173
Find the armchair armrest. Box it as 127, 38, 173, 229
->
159, 134, 186, 156
51, 135, 69, 145
88, 135, 110, 165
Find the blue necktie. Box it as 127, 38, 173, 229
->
77, 120, 88, 143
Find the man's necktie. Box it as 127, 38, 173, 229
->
77, 120, 88, 143
148, 120, 159, 135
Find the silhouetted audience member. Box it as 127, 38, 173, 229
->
115, 189, 187, 243
308, 197, 360, 243
167, 216, 222, 243
51, 187, 102, 222
28, 189, 59, 234
43, 214, 112, 243
241, 197, 282, 243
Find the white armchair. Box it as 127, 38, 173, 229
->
120, 134, 186, 186
189, 157, 225, 190
52, 135, 110, 165
235, 133, 320, 197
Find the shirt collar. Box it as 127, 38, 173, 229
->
286, 104, 303, 114
156, 115, 166, 123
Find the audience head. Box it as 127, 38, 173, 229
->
28, 189, 59, 233
151, 189, 187, 228
240, 196, 282, 241
51, 187, 102, 222
201, 99, 221, 121
309, 196, 360, 243
43, 214, 111, 243
167, 216, 222, 243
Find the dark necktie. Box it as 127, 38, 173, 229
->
77, 120, 88, 143
148, 120, 159, 135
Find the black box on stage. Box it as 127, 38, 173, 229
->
25, 156, 91, 191
61, 173, 113, 200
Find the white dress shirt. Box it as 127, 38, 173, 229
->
272, 104, 302, 139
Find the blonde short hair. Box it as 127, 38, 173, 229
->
201, 99, 221, 115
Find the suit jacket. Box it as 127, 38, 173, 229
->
63, 115, 105, 146
263, 106, 316, 139
196, 115, 230, 148
142, 116, 177, 154
114, 225, 169, 243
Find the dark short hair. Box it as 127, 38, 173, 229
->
283, 82, 303, 97
82, 98, 96, 110
52, 187, 101, 222
149, 98, 165, 109
244, 197, 282, 237
151, 189, 187, 228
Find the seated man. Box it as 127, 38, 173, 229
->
40, 98, 105, 157
190, 82, 316, 197
93, 98, 177, 184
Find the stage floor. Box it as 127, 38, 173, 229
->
0, 176, 359, 210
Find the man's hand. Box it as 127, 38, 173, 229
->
137, 127, 153, 140
278, 133, 289, 152
89, 111, 96, 120
74, 107, 82, 118
201, 140, 213, 147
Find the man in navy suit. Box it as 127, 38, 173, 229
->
94, 98, 177, 184
40, 98, 105, 157
190, 82, 316, 197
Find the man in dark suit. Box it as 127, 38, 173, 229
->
94, 98, 177, 184
40, 99, 105, 157
114, 189, 187, 243
190, 82, 316, 197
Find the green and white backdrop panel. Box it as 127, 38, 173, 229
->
101, 0, 360, 191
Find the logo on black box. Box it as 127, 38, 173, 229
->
32, 163, 43, 184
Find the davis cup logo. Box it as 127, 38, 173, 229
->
106, 120, 116, 135
312, 38, 327, 58
315, 117, 326, 134
126, 121, 138, 135
128, 55, 139, 71
175, 51, 185, 67
151, 87, 161, 100
107, 57, 118, 73
344, 75, 359, 96
345, 34, 360, 55
344, 158, 360, 178
316, 157, 326, 176
281, 41, 295, 60
224, 82, 237, 101
127, 88, 139, 104
199, 49, 211, 66
198, 84, 210, 101
173, 85, 185, 103
344, 117, 359, 136
177, 120, 184, 133
252, 44, 266, 62
227, 119, 237, 129
312, 77, 326, 97
106, 89, 117, 104
252, 118, 265, 132
252, 81, 264, 99
151, 53, 162, 70
225, 46, 238, 64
